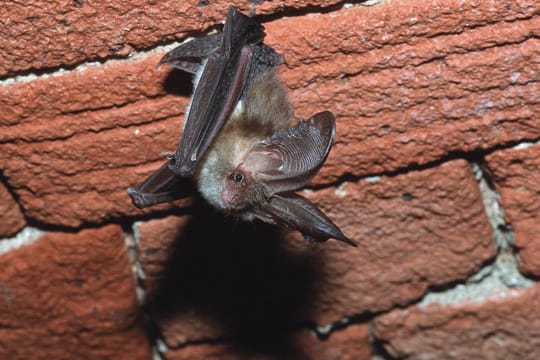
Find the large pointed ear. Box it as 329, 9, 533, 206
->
254, 193, 355, 246
127, 161, 195, 208
241, 111, 337, 194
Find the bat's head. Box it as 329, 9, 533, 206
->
220, 168, 265, 211
219, 110, 339, 212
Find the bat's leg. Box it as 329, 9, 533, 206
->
127, 161, 194, 208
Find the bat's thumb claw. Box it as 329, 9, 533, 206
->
161, 152, 175, 160
302, 232, 357, 247
336, 236, 358, 247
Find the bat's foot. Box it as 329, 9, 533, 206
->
161, 153, 195, 177
161, 152, 180, 173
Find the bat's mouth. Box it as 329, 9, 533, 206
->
221, 191, 241, 210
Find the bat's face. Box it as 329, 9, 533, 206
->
221, 169, 257, 210
221, 167, 248, 208
197, 126, 267, 214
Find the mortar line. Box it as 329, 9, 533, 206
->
512, 137, 540, 150
3, 6, 536, 87
123, 227, 168, 360
0, 41, 187, 87
413, 158, 533, 307
471, 160, 514, 251
0, 227, 46, 255
304, 147, 539, 349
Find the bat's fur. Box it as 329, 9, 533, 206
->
196, 71, 292, 215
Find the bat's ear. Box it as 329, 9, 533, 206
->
254, 193, 356, 246
241, 111, 337, 195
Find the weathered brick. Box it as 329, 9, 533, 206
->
0, 225, 151, 360
266, 2, 540, 182
135, 215, 191, 298
136, 159, 495, 346
486, 143, 540, 277
0, 116, 190, 227
0, 180, 25, 237
0, 0, 347, 77
373, 284, 540, 359
0, 54, 182, 138
1, 0, 538, 227
1, 1, 537, 358
0, 53, 192, 227
166, 324, 371, 360
300, 159, 495, 324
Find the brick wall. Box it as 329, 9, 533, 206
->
1, 1, 539, 359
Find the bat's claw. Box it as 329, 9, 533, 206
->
126, 188, 145, 209
161, 152, 175, 160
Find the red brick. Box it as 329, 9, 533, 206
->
486, 143, 540, 277
265, 3, 540, 182
0, 0, 347, 77
136, 159, 494, 346
373, 284, 540, 359
0, 181, 25, 237
166, 324, 371, 360
0, 52, 191, 226
136, 215, 220, 345
1, 1, 538, 227
135, 215, 191, 297
292, 324, 371, 360
0, 225, 151, 360
0, 55, 181, 135
300, 159, 495, 324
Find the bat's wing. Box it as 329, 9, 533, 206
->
127, 161, 195, 208
241, 111, 337, 195
158, 33, 223, 74
169, 6, 266, 176
254, 193, 356, 246
127, 6, 264, 207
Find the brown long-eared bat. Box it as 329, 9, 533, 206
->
127, 6, 355, 246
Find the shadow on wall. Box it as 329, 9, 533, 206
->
144, 199, 327, 359
162, 68, 194, 96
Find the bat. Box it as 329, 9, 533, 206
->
127, 6, 355, 246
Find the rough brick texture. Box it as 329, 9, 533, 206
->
1, 0, 539, 358
373, 284, 540, 359
0, 0, 345, 77
1, 0, 538, 227
136, 159, 495, 347
0, 225, 151, 359
166, 324, 372, 360
486, 143, 540, 277
0, 180, 25, 237
0, 57, 189, 227
270, 1, 540, 183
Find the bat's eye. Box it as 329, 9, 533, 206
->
233, 172, 244, 183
